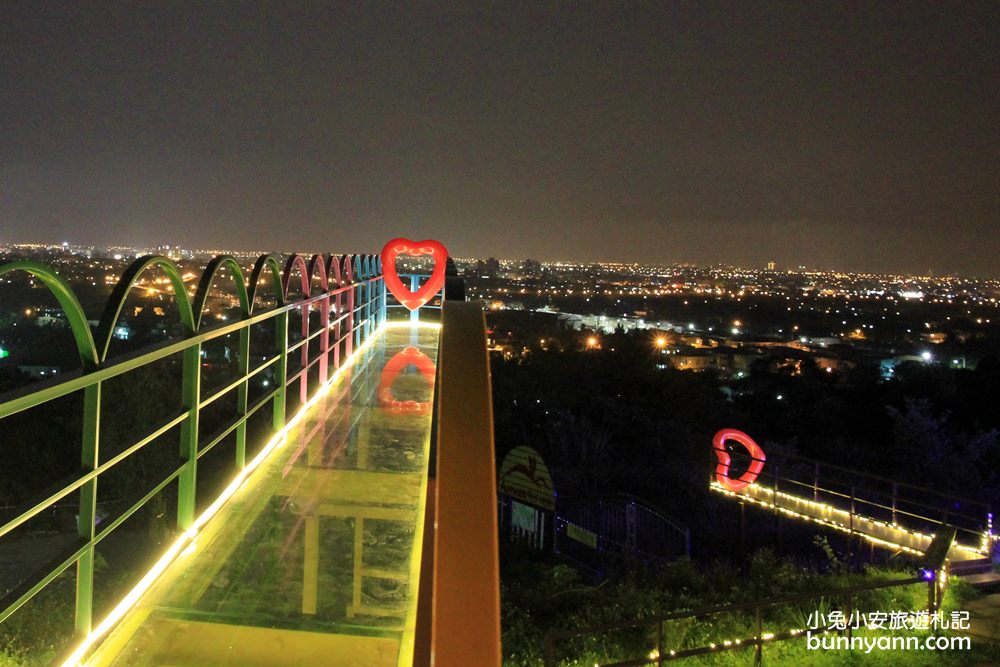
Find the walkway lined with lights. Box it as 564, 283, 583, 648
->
81, 324, 440, 667
710, 481, 988, 562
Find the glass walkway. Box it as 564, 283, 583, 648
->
85, 323, 440, 667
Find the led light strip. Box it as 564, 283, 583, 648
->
62, 321, 435, 667
709, 482, 989, 557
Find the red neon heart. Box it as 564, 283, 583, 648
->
380, 237, 449, 310
713, 428, 766, 491
378, 346, 437, 414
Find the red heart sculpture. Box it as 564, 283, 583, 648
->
378, 346, 437, 414
381, 237, 449, 310
713, 428, 766, 491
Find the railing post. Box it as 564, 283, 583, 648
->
273, 310, 289, 431
300, 302, 310, 404
849, 486, 856, 561
319, 290, 330, 384
333, 283, 343, 370
773, 464, 780, 552
773, 464, 779, 509
358, 271, 371, 343
410, 274, 420, 323
891, 482, 898, 524
379, 276, 387, 324
344, 260, 354, 359
75, 381, 101, 638
367, 275, 375, 337
235, 326, 250, 469
354, 259, 364, 349
813, 462, 820, 502
177, 342, 202, 530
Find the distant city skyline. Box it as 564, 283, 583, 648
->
2, 237, 996, 281
3, 3, 999, 277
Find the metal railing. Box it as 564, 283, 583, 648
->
555, 495, 691, 577
386, 273, 445, 323
544, 575, 932, 666
712, 446, 993, 557
0, 251, 386, 650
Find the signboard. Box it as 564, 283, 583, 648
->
498, 446, 555, 511
565, 522, 598, 549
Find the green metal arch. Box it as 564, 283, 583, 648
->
0, 260, 100, 370
96, 255, 197, 362
192, 256, 251, 331
248, 254, 285, 313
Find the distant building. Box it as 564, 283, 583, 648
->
521, 258, 542, 277
34, 308, 67, 328
766, 261, 777, 271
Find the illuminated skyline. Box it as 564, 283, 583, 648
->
2, 2, 999, 276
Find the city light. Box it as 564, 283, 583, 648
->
586, 336, 598, 349
654, 337, 667, 348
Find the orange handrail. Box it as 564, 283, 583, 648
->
422, 300, 501, 666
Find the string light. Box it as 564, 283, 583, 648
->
709, 482, 988, 558
60, 321, 423, 666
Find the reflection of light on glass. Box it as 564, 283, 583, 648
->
378, 346, 436, 414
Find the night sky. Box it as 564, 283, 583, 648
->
2, 2, 999, 275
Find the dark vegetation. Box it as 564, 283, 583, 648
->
491, 325, 1000, 665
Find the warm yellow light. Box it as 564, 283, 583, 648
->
60, 321, 412, 667
655, 337, 667, 348
586, 336, 598, 348
708, 481, 987, 558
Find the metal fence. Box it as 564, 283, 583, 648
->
0, 251, 386, 644
712, 446, 993, 558
555, 495, 691, 577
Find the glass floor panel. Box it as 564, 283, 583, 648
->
87, 324, 440, 667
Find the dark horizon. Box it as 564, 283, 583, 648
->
3, 2, 999, 277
